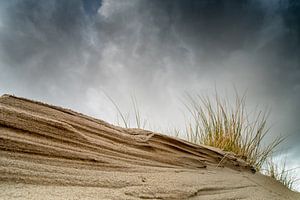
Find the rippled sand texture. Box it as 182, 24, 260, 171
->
0, 94, 299, 199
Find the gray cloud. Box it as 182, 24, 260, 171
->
0, 0, 299, 180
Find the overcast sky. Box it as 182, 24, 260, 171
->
0, 0, 299, 188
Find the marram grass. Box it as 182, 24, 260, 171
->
262, 158, 300, 191
184, 92, 283, 170
106, 93, 147, 129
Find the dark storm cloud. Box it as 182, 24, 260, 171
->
0, 0, 299, 164
144, 0, 265, 61
1, 0, 83, 65
0, 0, 109, 105
83, 0, 102, 16
0, 1, 85, 87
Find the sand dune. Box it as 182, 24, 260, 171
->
0, 94, 299, 199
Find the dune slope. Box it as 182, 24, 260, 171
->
0, 94, 299, 199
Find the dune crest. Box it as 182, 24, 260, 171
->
0, 94, 299, 199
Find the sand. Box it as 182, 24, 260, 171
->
0, 94, 299, 199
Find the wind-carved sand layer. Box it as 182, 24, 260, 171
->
0, 94, 299, 199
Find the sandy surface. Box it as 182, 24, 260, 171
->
0, 94, 299, 199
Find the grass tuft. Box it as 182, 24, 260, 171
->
184, 92, 283, 170
262, 157, 300, 191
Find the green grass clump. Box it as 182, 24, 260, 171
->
184, 92, 283, 170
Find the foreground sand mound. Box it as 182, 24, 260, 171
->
0, 94, 299, 199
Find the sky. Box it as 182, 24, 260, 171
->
0, 0, 300, 189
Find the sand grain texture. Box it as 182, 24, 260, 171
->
0, 94, 299, 199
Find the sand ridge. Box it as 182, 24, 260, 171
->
0, 94, 299, 199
